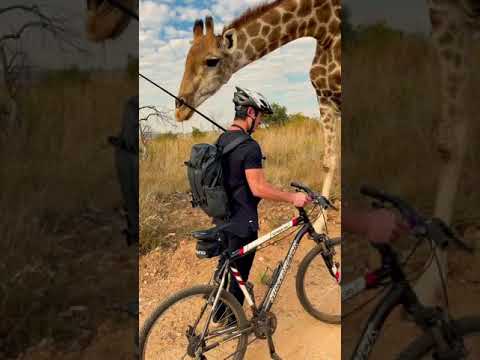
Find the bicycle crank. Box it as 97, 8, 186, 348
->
253, 312, 278, 339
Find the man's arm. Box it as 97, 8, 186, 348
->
245, 168, 309, 207
343, 205, 409, 244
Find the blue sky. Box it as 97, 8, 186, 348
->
140, 0, 321, 133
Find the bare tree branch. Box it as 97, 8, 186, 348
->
139, 105, 177, 128
0, 4, 86, 53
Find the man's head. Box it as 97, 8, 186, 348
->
233, 87, 273, 134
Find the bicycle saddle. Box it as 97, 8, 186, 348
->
192, 223, 230, 242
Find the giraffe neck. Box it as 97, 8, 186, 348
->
227, 0, 337, 72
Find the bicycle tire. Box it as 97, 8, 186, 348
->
139, 285, 249, 360
396, 316, 480, 359
295, 238, 341, 324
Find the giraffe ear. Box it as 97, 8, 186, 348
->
221, 28, 237, 53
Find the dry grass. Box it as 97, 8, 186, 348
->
0, 71, 136, 355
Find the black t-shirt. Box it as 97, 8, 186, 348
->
216, 129, 263, 237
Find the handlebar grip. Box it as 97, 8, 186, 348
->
360, 185, 387, 200
291, 181, 305, 189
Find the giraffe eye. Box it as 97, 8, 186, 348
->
206, 58, 220, 67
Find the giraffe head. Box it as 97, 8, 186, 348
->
86, 0, 135, 42
175, 16, 238, 121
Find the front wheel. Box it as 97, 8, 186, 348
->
397, 316, 480, 359
295, 239, 341, 324
139, 285, 249, 359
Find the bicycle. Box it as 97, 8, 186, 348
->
344, 185, 480, 359
139, 182, 341, 359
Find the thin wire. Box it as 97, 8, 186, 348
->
342, 287, 389, 320
432, 242, 450, 309
139, 73, 227, 132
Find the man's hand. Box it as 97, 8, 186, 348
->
291, 192, 312, 208
364, 209, 409, 244
245, 169, 313, 207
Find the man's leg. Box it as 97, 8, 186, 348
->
214, 232, 257, 323
114, 147, 139, 245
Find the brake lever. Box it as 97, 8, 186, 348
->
429, 218, 475, 253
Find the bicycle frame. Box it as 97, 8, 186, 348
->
344, 276, 418, 359
344, 250, 448, 360
219, 208, 337, 314
228, 215, 309, 312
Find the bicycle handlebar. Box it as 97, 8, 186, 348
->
290, 182, 337, 210
360, 185, 473, 253
360, 185, 423, 227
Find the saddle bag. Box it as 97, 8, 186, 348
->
192, 225, 229, 259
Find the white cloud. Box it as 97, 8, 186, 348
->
211, 0, 263, 23
164, 26, 191, 39
171, 7, 212, 22
140, 1, 171, 29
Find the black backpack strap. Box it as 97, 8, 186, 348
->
221, 134, 250, 155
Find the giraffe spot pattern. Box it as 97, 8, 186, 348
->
313, 0, 327, 7
261, 25, 271, 37
328, 18, 340, 35
316, 2, 332, 24
298, 21, 307, 36
236, 30, 247, 49
268, 41, 279, 52
297, 0, 313, 17
263, 9, 281, 26
268, 26, 281, 43
245, 44, 255, 59
286, 21, 299, 37
246, 22, 261, 37
281, 0, 298, 13
306, 18, 317, 35
252, 37, 267, 52
282, 12, 294, 23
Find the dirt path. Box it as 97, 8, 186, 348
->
139, 202, 341, 359
11, 209, 138, 360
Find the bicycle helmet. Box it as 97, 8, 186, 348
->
233, 87, 274, 115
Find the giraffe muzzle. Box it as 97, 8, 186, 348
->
175, 97, 186, 109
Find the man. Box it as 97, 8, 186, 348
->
109, 95, 139, 246
213, 87, 311, 324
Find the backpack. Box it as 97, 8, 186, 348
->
185, 133, 250, 220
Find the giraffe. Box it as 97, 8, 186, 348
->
175, 0, 341, 232
412, 0, 479, 307
85, 0, 136, 42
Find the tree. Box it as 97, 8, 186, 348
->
262, 102, 288, 127
0, 4, 82, 133
191, 127, 206, 138
139, 105, 176, 158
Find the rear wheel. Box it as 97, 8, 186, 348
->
295, 239, 341, 324
139, 285, 249, 359
397, 316, 480, 359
